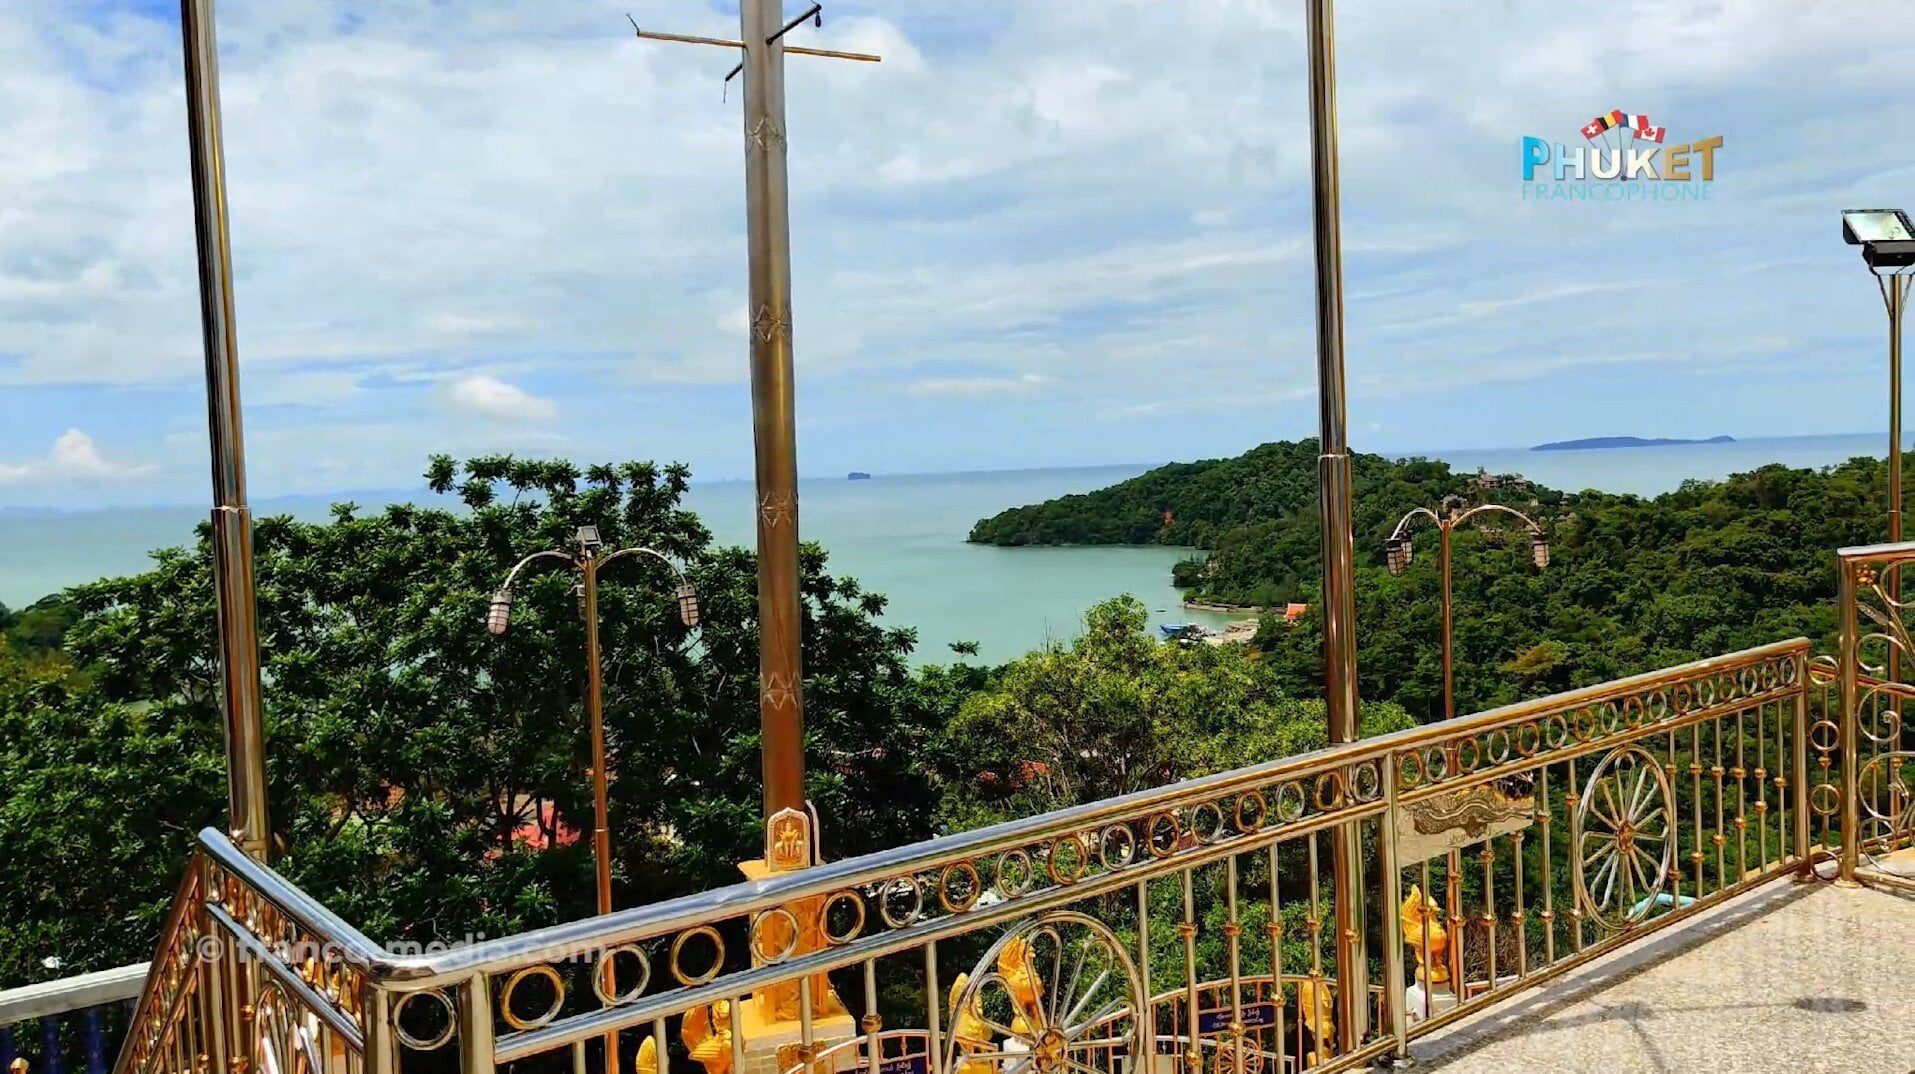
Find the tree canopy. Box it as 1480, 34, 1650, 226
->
1, 454, 964, 985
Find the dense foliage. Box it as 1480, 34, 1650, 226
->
941, 596, 1412, 829
0, 455, 968, 986
974, 440, 1886, 721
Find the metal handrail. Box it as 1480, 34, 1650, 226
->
0, 965, 148, 1027
183, 636, 1809, 993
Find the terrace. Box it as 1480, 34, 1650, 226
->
7, 538, 1915, 1074
8, 2, 1915, 1074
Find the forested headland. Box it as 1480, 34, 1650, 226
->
972, 438, 1886, 720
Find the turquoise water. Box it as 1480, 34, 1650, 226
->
0, 434, 1898, 665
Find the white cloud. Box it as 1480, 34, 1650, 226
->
906, 373, 1052, 398
446, 374, 557, 423
3, 0, 1915, 500
0, 429, 155, 485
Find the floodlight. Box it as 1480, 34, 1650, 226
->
576, 525, 604, 552
1843, 209, 1915, 270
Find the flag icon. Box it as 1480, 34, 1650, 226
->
1582, 119, 1606, 139
1638, 125, 1667, 143
1608, 109, 1627, 127
1595, 113, 1618, 131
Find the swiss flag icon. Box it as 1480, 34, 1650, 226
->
1581, 120, 1605, 139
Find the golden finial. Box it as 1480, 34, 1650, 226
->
682, 1000, 734, 1074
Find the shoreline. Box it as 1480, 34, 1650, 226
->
1182, 598, 1262, 614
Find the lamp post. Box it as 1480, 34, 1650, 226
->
1384, 499, 1549, 723
488, 528, 698, 1074
1842, 210, 1915, 683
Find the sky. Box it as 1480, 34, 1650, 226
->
3, 0, 1915, 508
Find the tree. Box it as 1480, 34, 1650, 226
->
2, 454, 957, 984
940, 596, 1412, 830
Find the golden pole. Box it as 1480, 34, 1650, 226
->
740, 0, 807, 819
1440, 522, 1454, 723
580, 554, 620, 1074
1302, 0, 1366, 1049
178, 0, 269, 863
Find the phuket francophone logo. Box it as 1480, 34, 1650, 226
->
1520, 109, 1723, 202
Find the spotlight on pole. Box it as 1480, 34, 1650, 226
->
487, 587, 514, 635
1531, 533, 1550, 570
675, 580, 701, 628
576, 525, 604, 553
1384, 536, 1413, 576
1843, 209, 1915, 270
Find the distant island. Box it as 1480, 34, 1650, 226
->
847, 471, 872, 481
1532, 435, 1735, 452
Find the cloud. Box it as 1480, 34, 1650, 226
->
4, 0, 1915, 500
0, 429, 155, 485
446, 374, 557, 423
906, 373, 1052, 398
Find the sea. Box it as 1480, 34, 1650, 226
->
0, 433, 1895, 665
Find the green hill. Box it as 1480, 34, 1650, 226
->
972, 439, 1887, 721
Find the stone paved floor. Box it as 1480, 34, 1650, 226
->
1408, 879, 1915, 1073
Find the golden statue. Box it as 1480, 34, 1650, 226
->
636, 1037, 660, 1074
948, 973, 994, 1074
682, 1000, 734, 1074
1295, 978, 1334, 1067
1399, 884, 1451, 986
996, 936, 1046, 1036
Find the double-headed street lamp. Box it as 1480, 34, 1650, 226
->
488, 526, 698, 1074
1384, 498, 1549, 722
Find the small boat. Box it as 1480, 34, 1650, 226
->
1158, 623, 1194, 639
847, 471, 872, 481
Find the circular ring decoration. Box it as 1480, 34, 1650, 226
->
670, 925, 726, 986
1572, 708, 1598, 742
749, 907, 802, 964
1455, 737, 1480, 774
879, 877, 926, 928
1574, 745, 1676, 931
1485, 729, 1512, 765
1539, 716, 1570, 750
1146, 812, 1183, 858
1808, 719, 1841, 754
500, 965, 567, 1031
591, 945, 651, 1006
820, 890, 867, 945
392, 989, 458, 1052
939, 861, 983, 913
1099, 825, 1138, 871
1516, 722, 1542, 757
1422, 746, 1450, 784
995, 850, 1036, 896
1622, 696, 1646, 729
940, 911, 1146, 1074
1397, 750, 1424, 789
1312, 770, 1345, 812
1274, 782, 1307, 823
1190, 802, 1226, 843
1047, 835, 1089, 884
1351, 761, 1382, 803
1599, 702, 1622, 735
1810, 781, 1843, 817
1233, 791, 1268, 831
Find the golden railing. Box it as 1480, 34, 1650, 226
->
112, 640, 1813, 1074
1829, 541, 1915, 890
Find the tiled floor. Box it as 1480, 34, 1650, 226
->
1409, 879, 1915, 1073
